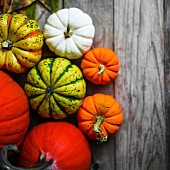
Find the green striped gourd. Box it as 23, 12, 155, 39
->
24, 58, 86, 119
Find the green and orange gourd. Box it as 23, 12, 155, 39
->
0, 14, 43, 74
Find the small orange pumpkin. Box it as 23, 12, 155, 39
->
80, 48, 119, 84
76, 93, 123, 143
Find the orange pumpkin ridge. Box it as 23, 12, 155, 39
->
24, 30, 42, 39
7, 15, 12, 27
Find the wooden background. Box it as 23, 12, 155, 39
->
6, 0, 170, 169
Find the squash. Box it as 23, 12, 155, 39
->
0, 122, 91, 170
43, 7, 95, 59
24, 57, 86, 119
80, 48, 119, 84
0, 70, 30, 150
0, 14, 43, 74
76, 93, 123, 143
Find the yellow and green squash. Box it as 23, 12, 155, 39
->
0, 14, 43, 74
24, 58, 86, 119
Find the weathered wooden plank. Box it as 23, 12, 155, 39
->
64, 1, 116, 170
114, 0, 166, 169
164, 0, 170, 169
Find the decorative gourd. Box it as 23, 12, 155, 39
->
80, 48, 119, 84
0, 70, 30, 150
0, 14, 43, 74
43, 7, 95, 59
76, 93, 123, 143
0, 122, 91, 170
24, 57, 86, 119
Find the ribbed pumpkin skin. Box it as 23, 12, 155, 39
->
24, 57, 86, 119
43, 8, 95, 59
0, 71, 30, 149
80, 48, 119, 84
76, 93, 123, 141
0, 14, 43, 74
18, 122, 91, 170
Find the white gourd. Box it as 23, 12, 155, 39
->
43, 8, 95, 59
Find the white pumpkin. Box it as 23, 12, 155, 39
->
43, 8, 95, 59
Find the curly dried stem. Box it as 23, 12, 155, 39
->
98, 64, 105, 75
93, 116, 108, 143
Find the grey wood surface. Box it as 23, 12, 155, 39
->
164, 0, 170, 169
114, 0, 166, 170
11, 0, 168, 169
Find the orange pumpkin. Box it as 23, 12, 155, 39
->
76, 93, 123, 143
0, 70, 30, 149
80, 48, 119, 84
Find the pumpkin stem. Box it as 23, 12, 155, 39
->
98, 64, 105, 75
93, 116, 108, 143
64, 24, 73, 38
0, 145, 53, 170
46, 86, 55, 98
1, 40, 13, 50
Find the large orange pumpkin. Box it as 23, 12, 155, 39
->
76, 93, 123, 143
80, 48, 119, 85
0, 70, 30, 149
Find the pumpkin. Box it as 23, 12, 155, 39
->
0, 122, 91, 170
76, 93, 123, 143
0, 70, 30, 150
43, 7, 95, 59
80, 48, 119, 84
0, 14, 43, 74
24, 57, 86, 119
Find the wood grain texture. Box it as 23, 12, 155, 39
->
114, 0, 166, 169
164, 0, 170, 169
64, 1, 116, 170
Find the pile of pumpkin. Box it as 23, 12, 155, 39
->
0, 8, 123, 170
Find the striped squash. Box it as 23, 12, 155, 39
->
0, 14, 43, 74
24, 58, 86, 119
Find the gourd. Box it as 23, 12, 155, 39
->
80, 48, 119, 84
24, 57, 86, 119
43, 7, 95, 59
76, 93, 123, 143
0, 70, 30, 150
0, 122, 91, 170
0, 14, 43, 74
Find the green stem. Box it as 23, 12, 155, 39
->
0, 145, 53, 170
98, 64, 105, 75
64, 24, 73, 38
1, 40, 13, 50
46, 86, 55, 98
93, 116, 108, 143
